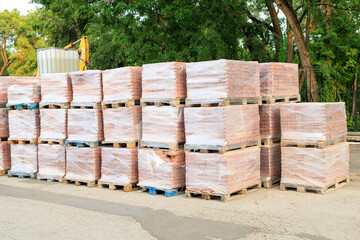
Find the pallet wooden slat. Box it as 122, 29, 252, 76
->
185, 182, 261, 202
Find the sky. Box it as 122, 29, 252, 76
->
0, 0, 40, 15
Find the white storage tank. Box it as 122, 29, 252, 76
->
37, 48, 79, 76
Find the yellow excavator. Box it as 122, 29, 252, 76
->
35, 36, 89, 76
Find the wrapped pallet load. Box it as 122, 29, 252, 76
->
70, 70, 102, 107
0, 142, 10, 175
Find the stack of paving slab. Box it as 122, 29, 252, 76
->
259, 63, 300, 188
280, 102, 349, 194
138, 62, 186, 195
37, 73, 72, 182
7, 84, 40, 179
98, 67, 142, 191
64, 70, 103, 187
184, 59, 262, 202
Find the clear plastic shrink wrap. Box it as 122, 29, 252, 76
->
260, 62, 299, 97
280, 103, 347, 142
67, 109, 103, 141
184, 105, 259, 147
142, 106, 184, 144
9, 110, 39, 139
186, 147, 260, 194
65, 147, 101, 181
0, 76, 40, 104
261, 144, 281, 182
70, 70, 102, 103
40, 73, 72, 102
0, 108, 9, 138
7, 85, 41, 104
39, 109, 67, 139
0, 142, 10, 171
102, 67, 142, 102
138, 149, 185, 189
103, 106, 141, 142
259, 104, 280, 139
10, 144, 38, 173
100, 148, 138, 184
142, 62, 186, 99
281, 142, 349, 188
38, 144, 66, 177
186, 59, 260, 100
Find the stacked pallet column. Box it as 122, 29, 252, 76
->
37, 73, 72, 182
259, 63, 300, 188
7, 84, 41, 179
64, 70, 103, 187
280, 102, 349, 194
99, 67, 142, 191
0, 104, 9, 176
184, 59, 262, 202
139, 62, 186, 195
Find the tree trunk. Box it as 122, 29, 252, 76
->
0, 38, 11, 76
351, 54, 360, 121
274, 0, 319, 101
264, 0, 283, 61
286, 0, 293, 63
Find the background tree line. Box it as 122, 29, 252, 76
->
1, 0, 360, 127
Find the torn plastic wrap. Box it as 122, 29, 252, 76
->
10, 144, 38, 173
280, 103, 347, 142
138, 149, 185, 189
184, 105, 259, 147
142, 106, 184, 144
186, 59, 260, 101
40, 73, 72, 103
0, 108, 9, 138
38, 144, 66, 177
259, 104, 280, 139
281, 142, 349, 188
261, 144, 281, 182
186, 147, 261, 194
100, 148, 138, 184
260, 62, 299, 97
67, 109, 103, 141
70, 70, 103, 103
142, 62, 186, 99
0, 142, 10, 171
9, 110, 40, 139
102, 67, 142, 101
0, 76, 40, 104
7, 85, 41, 104
103, 106, 141, 142
65, 147, 101, 181
39, 109, 67, 140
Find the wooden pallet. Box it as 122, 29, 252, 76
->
141, 98, 185, 107
261, 137, 281, 146
280, 177, 349, 194
262, 94, 301, 104
38, 138, 65, 145
8, 138, 38, 145
186, 97, 262, 107
65, 140, 101, 148
140, 186, 185, 197
39, 102, 70, 109
8, 171, 37, 179
185, 140, 261, 154
141, 141, 184, 151
281, 136, 346, 149
63, 178, 97, 188
7, 102, 39, 110
70, 102, 101, 109
98, 181, 138, 192
101, 141, 137, 149
185, 182, 261, 202
0, 169, 8, 176
37, 174, 64, 183
262, 178, 280, 189
102, 99, 140, 109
